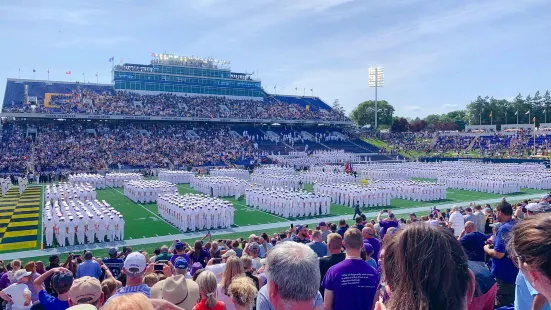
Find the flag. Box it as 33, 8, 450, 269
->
295, 87, 297, 90
108, 56, 114, 62
120, 59, 124, 63
489, 111, 492, 118
515, 110, 518, 115
32, 69, 36, 73
66, 71, 71, 75
525, 111, 530, 115
310, 88, 313, 91
150, 52, 155, 57
95, 73, 98, 77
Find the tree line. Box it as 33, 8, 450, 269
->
349, 91, 551, 132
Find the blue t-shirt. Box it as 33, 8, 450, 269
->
258, 242, 273, 258
491, 220, 519, 283
514, 272, 551, 310
308, 241, 328, 258
459, 232, 487, 262
76, 260, 102, 280
39, 290, 69, 310
103, 258, 124, 279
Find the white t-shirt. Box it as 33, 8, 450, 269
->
205, 263, 226, 282
2, 283, 31, 310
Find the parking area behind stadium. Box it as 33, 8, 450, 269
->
0, 180, 548, 256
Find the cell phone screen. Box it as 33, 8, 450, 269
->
154, 264, 164, 271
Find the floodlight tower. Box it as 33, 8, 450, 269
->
368, 67, 384, 129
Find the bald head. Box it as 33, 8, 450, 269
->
464, 221, 476, 233
362, 227, 375, 239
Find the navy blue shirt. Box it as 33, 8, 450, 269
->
491, 220, 519, 283
460, 232, 487, 262
336, 226, 349, 238
103, 258, 124, 279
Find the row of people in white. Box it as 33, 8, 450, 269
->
438, 175, 520, 194
253, 166, 295, 175
157, 193, 235, 232
299, 171, 358, 184
190, 176, 248, 199
309, 165, 345, 173
0, 178, 11, 196
314, 183, 392, 207
210, 168, 250, 180
17, 177, 28, 195
105, 172, 143, 187
43, 199, 124, 247
123, 180, 178, 203
245, 187, 331, 218
44, 183, 97, 202
250, 174, 301, 190
158, 170, 195, 184
68, 173, 106, 189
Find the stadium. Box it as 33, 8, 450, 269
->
1, 28, 551, 310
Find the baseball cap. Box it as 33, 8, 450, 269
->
124, 252, 147, 276
174, 257, 189, 270
221, 249, 237, 258
363, 243, 374, 255
318, 222, 327, 227
69, 276, 102, 304
14, 269, 32, 280
248, 242, 260, 252
526, 202, 551, 213
296, 224, 308, 232
465, 207, 472, 212
52, 270, 74, 292
175, 242, 184, 250
190, 262, 202, 276
107, 247, 118, 256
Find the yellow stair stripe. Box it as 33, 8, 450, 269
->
0, 241, 37, 251
8, 220, 39, 227
3, 229, 38, 238
11, 214, 38, 219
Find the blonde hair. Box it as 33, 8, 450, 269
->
240, 255, 253, 271
141, 252, 149, 262
229, 276, 258, 308
8, 259, 22, 283
220, 256, 244, 296
101, 278, 117, 300
102, 293, 154, 310
143, 273, 158, 287
196, 270, 219, 309
24, 261, 36, 273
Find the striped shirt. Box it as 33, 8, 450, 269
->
110, 284, 151, 299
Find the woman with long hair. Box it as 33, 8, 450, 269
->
378, 223, 475, 310
194, 270, 226, 310
508, 213, 551, 303
191, 240, 210, 267
218, 256, 245, 310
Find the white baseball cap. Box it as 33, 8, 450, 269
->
124, 252, 146, 276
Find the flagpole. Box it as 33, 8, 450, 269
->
96, 73, 99, 84
517, 111, 519, 124
491, 113, 493, 125
534, 117, 536, 154
505, 111, 507, 124
47, 69, 50, 81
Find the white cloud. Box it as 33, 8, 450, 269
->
443, 104, 459, 108
405, 106, 423, 111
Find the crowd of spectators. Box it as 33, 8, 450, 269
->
4, 90, 348, 122
1, 195, 549, 309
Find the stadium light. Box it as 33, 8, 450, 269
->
368, 67, 384, 129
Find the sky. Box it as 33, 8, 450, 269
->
1, 0, 551, 118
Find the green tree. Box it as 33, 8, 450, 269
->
391, 117, 409, 132
349, 100, 394, 127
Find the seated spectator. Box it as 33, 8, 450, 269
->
228, 276, 258, 310
307, 230, 327, 258
76, 252, 101, 280
323, 228, 379, 310
458, 221, 487, 265
381, 223, 475, 310
0, 269, 32, 310
257, 241, 323, 310
244, 243, 261, 270
194, 270, 226, 310
68, 276, 104, 308
34, 267, 74, 310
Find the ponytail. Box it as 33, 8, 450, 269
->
205, 292, 217, 309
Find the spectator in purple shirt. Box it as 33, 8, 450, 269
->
169, 241, 190, 265
377, 210, 398, 240
362, 227, 381, 261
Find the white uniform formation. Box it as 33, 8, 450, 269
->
254, 166, 296, 175
43, 199, 124, 247
124, 180, 178, 203
68, 173, 106, 189
45, 183, 97, 202
271, 150, 362, 169
299, 172, 359, 184
158, 170, 195, 184
157, 193, 235, 232
1, 178, 11, 196
250, 174, 301, 190
17, 177, 28, 195
245, 187, 331, 218
210, 168, 250, 180
438, 174, 520, 194
310, 165, 345, 173
190, 176, 249, 199
105, 173, 144, 187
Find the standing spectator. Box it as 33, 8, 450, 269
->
363, 243, 377, 270
240, 256, 260, 290
245, 243, 262, 270
449, 206, 465, 237
483, 201, 518, 308
232, 240, 243, 258
377, 210, 398, 240
319, 233, 345, 296
68, 276, 104, 308
258, 235, 272, 259
23, 261, 40, 304
170, 241, 190, 265
351, 216, 365, 232
110, 252, 150, 298
257, 242, 323, 310
323, 228, 379, 310
318, 222, 329, 243
291, 225, 311, 244
468, 261, 497, 310
228, 276, 258, 310
218, 256, 245, 309
307, 231, 327, 258
194, 270, 226, 310
0, 269, 32, 310
191, 241, 211, 268
458, 221, 488, 265
34, 267, 74, 309
103, 248, 124, 279
76, 252, 102, 280
149, 248, 161, 263
151, 263, 200, 310
510, 203, 551, 310
362, 227, 381, 261
473, 205, 486, 234
381, 223, 475, 310
154, 245, 173, 262
336, 220, 349, 238
464, 207, 476, 224
35, 262, 46, 275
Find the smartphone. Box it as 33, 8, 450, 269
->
212, 258, 222, 265
154, 264, 164, 272
73, 254, 81, 259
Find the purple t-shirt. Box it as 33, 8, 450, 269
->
170, 253, 190, 265
379, 220, 398, 239
363, 238, 381, 261
322, 259, 379, 310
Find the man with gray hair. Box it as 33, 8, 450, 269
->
108, 252, 150, 300
256, 241, 323, 310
